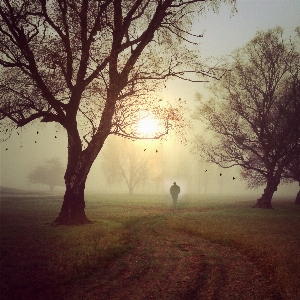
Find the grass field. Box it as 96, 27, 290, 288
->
1, 193, 300, 299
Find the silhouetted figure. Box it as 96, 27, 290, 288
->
170, 182, 180, 206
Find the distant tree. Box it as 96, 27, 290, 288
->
0, 0, 235, 224
101, 137, 153, 195
28, 157, 65, 193
193, 27, 300, 208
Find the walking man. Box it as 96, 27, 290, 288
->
170, 182, 180, 206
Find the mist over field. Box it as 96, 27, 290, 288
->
1, 122, 298, 200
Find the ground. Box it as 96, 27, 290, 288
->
69, 213, 281, 300
2, 194, 298, 300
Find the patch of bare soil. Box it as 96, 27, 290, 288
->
68, 215, 282, 300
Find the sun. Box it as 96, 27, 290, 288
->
137, 116, 159, 136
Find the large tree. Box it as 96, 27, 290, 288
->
281, 77, 300, 204
0, 0, 234, 224
193, 27, 300, 208
28, 157, 65, 193
240, 76, 300, 204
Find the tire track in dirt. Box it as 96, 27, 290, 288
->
69, 215, 282, 300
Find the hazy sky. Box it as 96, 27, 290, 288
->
199, 0, 300, 57
1, 0, 300, 195
164, 0, 300, 102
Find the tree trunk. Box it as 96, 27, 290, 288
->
294, 190, 300, 205
253, 176, 279, 209
128, 184, 134, 195
54, 178, 92, 225
53, 130, 104, 225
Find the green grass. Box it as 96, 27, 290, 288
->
1, 193, 300, 299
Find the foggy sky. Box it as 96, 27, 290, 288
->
1, 0, 300, 197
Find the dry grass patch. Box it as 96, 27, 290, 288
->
167, 196, 300, 300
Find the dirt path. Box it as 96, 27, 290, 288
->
69, 215, 282, 300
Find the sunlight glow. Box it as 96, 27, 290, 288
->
137, 117, 159, 136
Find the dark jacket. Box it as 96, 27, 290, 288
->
170, 184, 180, 196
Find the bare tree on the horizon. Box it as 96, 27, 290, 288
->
101, 137, 151, 195
28, 157, 65, 193
193, 27, 300, 209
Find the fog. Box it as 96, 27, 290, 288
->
1, 0, 300, 200
1, 121, 298, 200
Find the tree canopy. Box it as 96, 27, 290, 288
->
0, 0, 233, 141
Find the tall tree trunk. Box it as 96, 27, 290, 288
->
254, 176, 280, 209
53, 129, 105, 225
53, 63, 122, 225
53, 150, 94, 225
